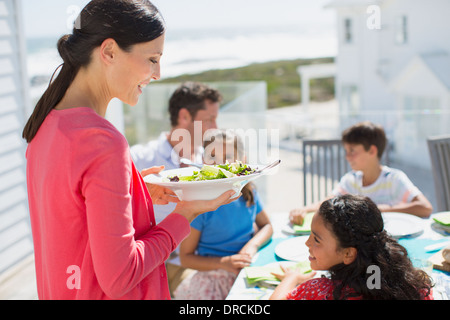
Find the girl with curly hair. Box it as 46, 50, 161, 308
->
270, 194, 433, 300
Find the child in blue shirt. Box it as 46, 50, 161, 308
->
174, 129, 273, 300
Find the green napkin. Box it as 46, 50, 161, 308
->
292, 212, 315, 233
244, 261, 312, 285
433, 212, 450, 226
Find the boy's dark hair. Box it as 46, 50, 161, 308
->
341, 121, 387, 159
168, 82, 222, 127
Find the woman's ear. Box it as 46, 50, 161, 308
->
99, 38, 118, 64
343, 247, 357, 265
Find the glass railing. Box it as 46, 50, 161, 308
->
121, 81, 269, 147
28, 83, 449, 212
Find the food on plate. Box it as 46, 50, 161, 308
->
167, 161, 255, 182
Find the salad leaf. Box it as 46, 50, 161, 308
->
167, 161, 255, 182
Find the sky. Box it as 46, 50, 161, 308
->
22, 0, 336, 38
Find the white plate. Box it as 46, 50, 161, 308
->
282, 222, 312, 235
431, 222, 450, 235
382, 212, 424, 238
281, 212, 315, 235
431, 211, 450, 235
274, 236, 310, 262
282, 223, 306, 235
143, 163, 279, 201
432, 211, 450, 226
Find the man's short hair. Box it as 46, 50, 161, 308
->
168, 82, 222, 127
341, 121, 387, 159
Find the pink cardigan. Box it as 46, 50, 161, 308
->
26, 107, 190, 300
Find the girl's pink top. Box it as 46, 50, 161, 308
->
26, 107, 190, 300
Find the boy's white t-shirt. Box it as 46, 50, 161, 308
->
332, 166, 421, 206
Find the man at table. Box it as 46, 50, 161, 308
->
290, 121, 433, 225
130, 81, 222, 224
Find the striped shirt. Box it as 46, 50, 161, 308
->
332, 166, 421, 206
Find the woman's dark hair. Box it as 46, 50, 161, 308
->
22, 0, 165, 143
318, 194, 432, 300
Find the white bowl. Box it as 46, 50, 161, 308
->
143, 163, 278, 201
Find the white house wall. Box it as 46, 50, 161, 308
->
391, 56, 450, 167
331, 0, 450, 167
379, 0, 450, 80
334, 0, 450, 106
335, 5, 394, 116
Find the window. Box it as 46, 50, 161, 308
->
395, 15, 408, 44
344, 18, 353, 44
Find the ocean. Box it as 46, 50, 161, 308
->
26, 25, 337, 96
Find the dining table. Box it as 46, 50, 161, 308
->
226, 211, 450, 300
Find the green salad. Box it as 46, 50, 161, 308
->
168, 161, 255, 182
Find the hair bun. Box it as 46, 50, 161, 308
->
57, 34, 77, 67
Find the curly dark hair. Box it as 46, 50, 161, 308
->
318, 194, 433, 300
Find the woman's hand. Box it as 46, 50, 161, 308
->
173, 190, 238, 223
141, 166, 180, 205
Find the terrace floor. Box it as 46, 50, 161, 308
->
0, 254, 37, 300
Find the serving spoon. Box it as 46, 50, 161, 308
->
253, 159, 281, 174
180, 158, 203, 169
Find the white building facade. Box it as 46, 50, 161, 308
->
328, 0, 450, 168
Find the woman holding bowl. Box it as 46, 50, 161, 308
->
23, 0, 235, 300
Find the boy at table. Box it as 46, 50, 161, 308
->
290, 121, 433, 225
